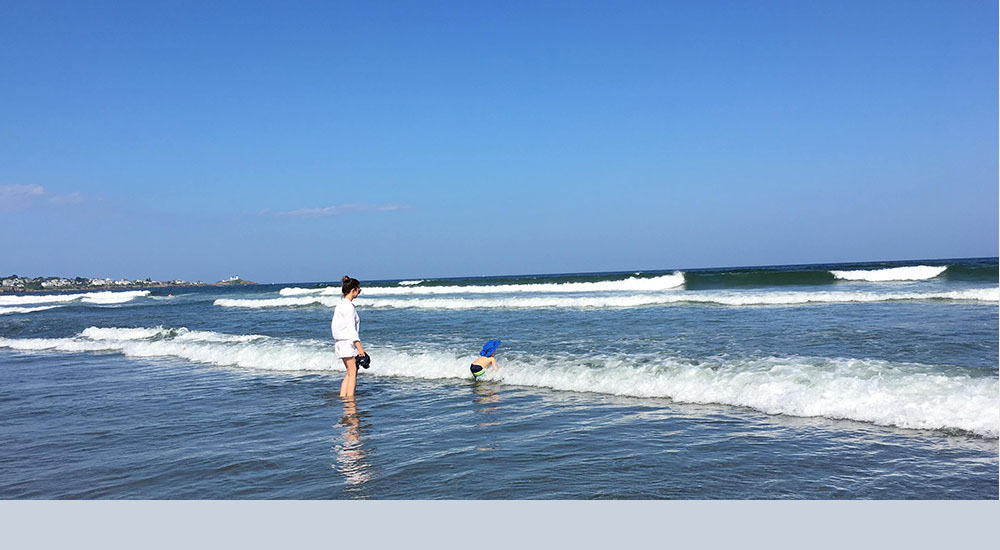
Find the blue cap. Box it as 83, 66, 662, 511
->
479, 339, 501, 357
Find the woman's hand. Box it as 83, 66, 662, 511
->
355, 342, 365, 356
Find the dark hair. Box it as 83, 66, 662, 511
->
341, 275, 361, 296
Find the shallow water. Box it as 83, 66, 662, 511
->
1, 258, 997, 498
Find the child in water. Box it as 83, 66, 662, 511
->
470, 339, 501, 379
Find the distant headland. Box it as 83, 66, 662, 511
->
0, 274, 257, 294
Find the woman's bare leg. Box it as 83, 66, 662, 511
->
340, 357, 358, 397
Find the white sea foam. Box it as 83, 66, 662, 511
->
218, 287, 999, 310
278, 273, 685, 297
0, 305, 59, 315
279, 286, 339, 296
398, 280, 424, 286
217, 296, 343, 308
1, 327, 996, 437
0, 294, 81, 306
0, 326, 331, 372
831, 265, 948, 282
0, 290, 150, 306
489, 354, 1000, 438
80, 326, 265, 343
79, 290, 151, 304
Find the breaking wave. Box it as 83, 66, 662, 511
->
0, 290, 150, 307
1, 326, 995, 437
217, 296, 342, 308
278, 286, 337, 296
831, 265, 948, 282
0, 305, 60, 315
217, 287, 999, 310
279, 272, 685, 296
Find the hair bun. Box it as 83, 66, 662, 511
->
340, 275, 361, 296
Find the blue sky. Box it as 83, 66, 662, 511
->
1, 0, 996, 283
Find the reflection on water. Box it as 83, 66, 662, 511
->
334, 397, 371, 490
473, 383, 502, 450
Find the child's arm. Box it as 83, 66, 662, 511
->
490, 357, 498, 369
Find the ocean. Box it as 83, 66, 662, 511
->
1, 257, 997, 499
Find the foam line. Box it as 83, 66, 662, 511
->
216, 296, 342, 308
831, 265, 948, 282
1, 327, 996, 437
278, 273, 686, 296
0, 290, 150, 306
0, 305, 59, 315
218, 287, 999, 310
278, 287, 338, 296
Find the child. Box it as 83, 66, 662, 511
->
470, 339, 501, 379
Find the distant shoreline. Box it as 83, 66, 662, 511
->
0, 281, 258, 295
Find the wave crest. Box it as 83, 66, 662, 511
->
831, 265, 948, 282
0, 290, 150, 306
217, 287, 999, 310
0, 305, 59, 315
280, 273, 685, 297
1, 327, 995, 437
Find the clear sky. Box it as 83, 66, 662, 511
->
1, 0, 996, 283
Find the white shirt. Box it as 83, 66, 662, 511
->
331, 298, 360, 342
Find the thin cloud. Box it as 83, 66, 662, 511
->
265, 203, 413, 217
0, 184, 45, 203
48, 192, 84, 205
0, 184, 83, 210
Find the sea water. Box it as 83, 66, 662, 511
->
1, 258, 997, 498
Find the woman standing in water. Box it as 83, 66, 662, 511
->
332, 275, 366, 398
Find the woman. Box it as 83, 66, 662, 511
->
332, 275, 366, 397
